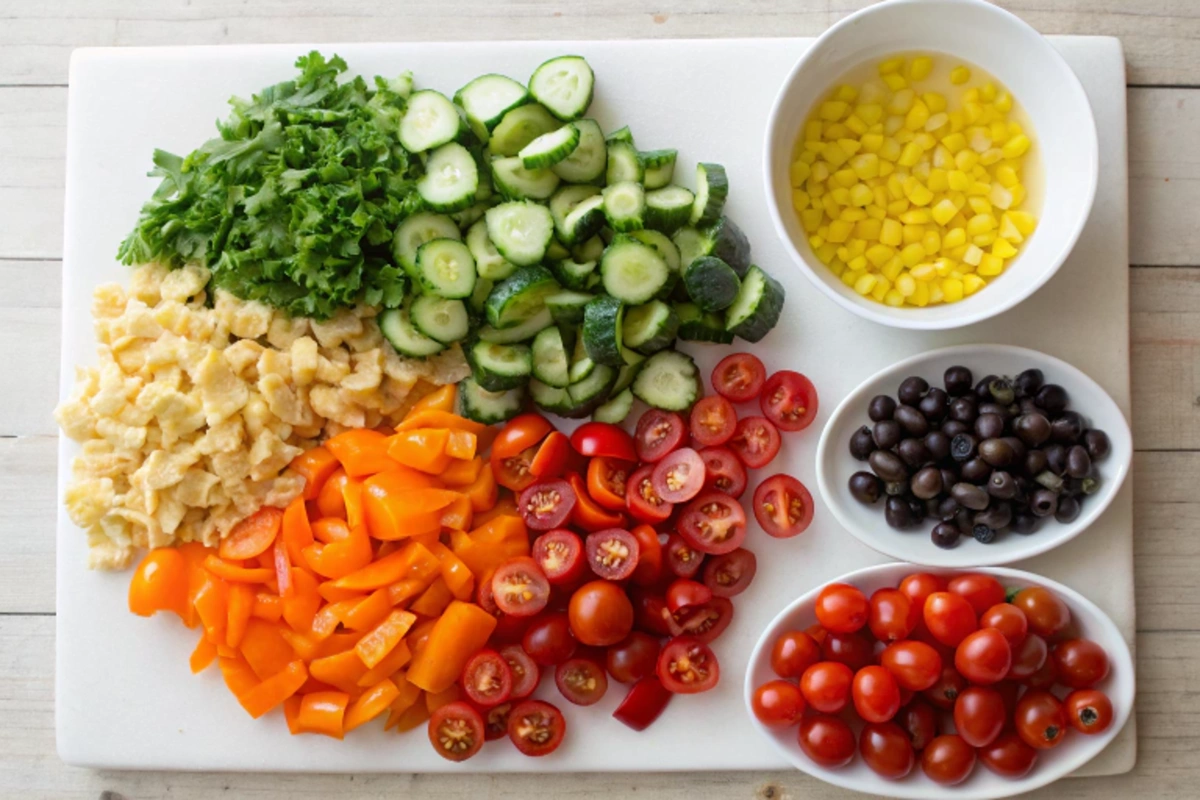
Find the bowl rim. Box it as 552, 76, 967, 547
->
743, 561, 1136, 800
814, 343, 1132, 567
761, 0, 1100, 331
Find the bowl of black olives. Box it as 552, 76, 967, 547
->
816, 344, 1132, 567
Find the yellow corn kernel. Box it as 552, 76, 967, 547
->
860, 133, 885, 153
898, 141, 923, 167
853, 273, 878, 296
900, 242, 926, 267
950, 66, 971, 85
948, 110, 966, 132
942, 277, 965, 302
835, 245, 848, 262
871, 275, 892, 302
841, 268, 860, 288
973, 232, 997, 247
789, 160, 812, 186
887, 196, 911, 215
910, 280, 931, 307
835, 84, 859, 103
880, 289, 902, 307
865, 243, 895, 267
968, 197, 993, 216
811, 161, 831, 183
879, 160, 896, 177
908, 56, 934, 81
1002, 134, 1031, 158
940, 132, 968, 155
998, 214, 1024, 243
928, 282, 945, 304
885, 116, 905, 136
819, 101, 849, 121
910, 262, 937, 281
946, 170, 971, 192
801, 208, 824, 233
933, 258, 956, 277
905, 101, 930, 131
967, 127, 992, 154
995, 164, 1019, 188
844, 115, 869, 136
841, 208, 868, 222
943, 227, 967, 250
838, 138, 862, 157
980, 148, 1004, 166
930, 145, 953, 169
867, 204, 887, 220
976, 254, 1004, 276
855, 218, 883, 241
922, 92, 947, 113
924, 112, 949, 134
833, 168, 858, 188
821, 194, 841, 217
963, 244, 984, 266
879, 138, 903, 163
888, 89, 916, 115
827, 219, 855, 243
878, 57, 904, 75
800, 149, 820, 165
1007, 121, 1024, 138
883, 73, 908, 91
955, 149, 980, 171
856, 103, 884, 125
850, 153, 881, 181
849, 183, 875, 208
809, 234, 824, 249
1010, 184, 1026, 206
899, 208, 931, 225
905, 180, 933, 206
927, 168, 950, 193
989, 183, 1014, 210
823, 141, 851, 168
967, 181, 991, 197
895, 272, 917, 297
848, 254, 869, 272
814, 242, 838, 264
880, 219, 903, 247
966, 214, 997, 236
980, 82, 997, 102
828, 259, 846, 278
831, 187, 851, 206
931, 198, 959, 227
825, 123, 851, 140
791, 190, 811, 211
994, 91, 1013, 113
882, 257, 904, 282
992, 238, 1018, 259
964, 101, 984, 124
990, 120, 1010, 145
963, 274, 987, 295
923, 230, 941, 254
805, 120, 823, 142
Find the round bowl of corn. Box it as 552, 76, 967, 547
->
763, 0, 1098, 330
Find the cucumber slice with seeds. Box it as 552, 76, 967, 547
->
629, 230, 681, 273
393, 213, 461, 272
640, 149, 678, 190
550, 185, 604, 245
569, 332, 595, 383
489, 104, 561, 157
478, 307, 554, 344
645, 185, 695, 233
565, 363, 616, 416
379, 303, 446, 358
602, 181, 646, 233
725, 264, 785, 343
531, 326, 571, 388
632, 349, 701, 411
582, 294, 625, 367
572, 236, 605, 263
485, 201, 555, 266
672, 225, 710, 270
622, 300, 679, 355
519, 123, 581, 169
454, 74, 530, 140
530, 379, 573, 414
399, 90, 463, 152
683, 256, 740, 312
485, 265, 560, 328
606, 141, 644, 185
469, 339, 533, 391
529, 56, 595, 121
592, 388, 634, 424
551, 119, 606, 184
546, 290, 594, 326
410, 295, 470, 343
549, 259, 597, 291
546, 238, 571, 262
690, 162, 729, 226
490, 157, 560, 201
468, 276, 494, 316
600, 236, 670, 304
466, 219, 515, 281
612, 349, 646, 394
417, 142, 479, 212
459, 377, 525, 424
415, 239, 477, 299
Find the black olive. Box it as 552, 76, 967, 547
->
1031, 489, 1059, 517
1012, 513, 1038, 534
944, 366, 974, 396
908, 497, 927, 524
932, 523, 961, 549
918, 388, 949, 421
988, 471, 1018, 499
897, 438, 932, 469
1019, 397, 1043, 416
911, 466, 944, 500
1066, 445, 1092, 479
885, 480, 910, 496
1001, 436, 1027, 464
961, 457, 992, 483
936, 496, 960, 520
1051, 411, 1085, 443
973, 524, 997, 544
1055, 495, 1081, 523
849, 425, 876, 460
1044, 443, 1067, 475
948, 396, 979, 424
975, 375, 999, 400
898, 376, 929, 406
979, 438, 1015, 468
941, 420, 970, 438
940, 468, 960, 493
1062, 479, 1083, 499
925, 496, 944, 517
954, 508, 974, 533
1024, 449, 1048, 476
885, 496, 916, 529
924, 431, 951, 461
989, 378, 1016, 405
1083, 429, 1111, 460
951, 433, 978, 461
849, 471, 883, 504
950, 482, 990, 511
895, 404, 930, 437
1036, 383, 1069, 414
869, 449, 909, 482
1014, 413, 1052, 446
868, 394, 898, 422
1015, 368, 1044, 398
873, 419, 903, 450
976, 501, 1012, 530
975, 413, 1006, 440
978, 402, 1012, 421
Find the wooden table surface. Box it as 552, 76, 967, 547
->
2, 1, 1198, 797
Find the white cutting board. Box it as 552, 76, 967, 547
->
57, 37, 1134, 774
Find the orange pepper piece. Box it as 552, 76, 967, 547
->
342, 588, 394, 632
393, 697, 431, 733
272, 537, 292, 597
472, 490, 516, 526
329, 541, 441, 592
219, 507, 284, 561
395, 409, 488, 436
357, 639, 413, 686
178, 541, 212, 629
251, 592, 283, 622
445, 429, 477, 461
190, 634, 218, 674
204, 554, 274, 584
282, 496, 314, 567
407, 384, 457, 416
128, 547, 189, 619
406, 600, 498, 694
193, 573, 230, 644
355, 609, 417, 669
312, 517, 351, 544
408, 577, 454, 618
294, 691, 350, 739
239, 660, 308, 719
309, 649, 369, 694
344, 678, 402, 732
425, 683, 462, 714
311, 598, 361, 641
219, 654, 260, 701
326, 429, 395, 479
439, 496, 474, 532
427, 542, 475, 601
281, 567, 321, 633
239, 618, 296, 680
316, 468, 350, 519
278, 628, 319, 661
387, 578, 429, 607
315, 631, 365, 659
225, 582, 256, 648
407, 618, 438, 655
317, 581, 369, 604
343, 479, 366, 529
302, 524, 373, 579
362, 472, 447, 541
465, 463, 500, 514
440, 456, 483, 487
387, 428, 452, 474
291, 447, 341, 501
283, 696, 304, 734
450, 514, 530, 579
383, 674, 423, 730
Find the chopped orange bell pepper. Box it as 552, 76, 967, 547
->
193, 573, 230, 644
362, 472, 447, 540
343, 479, 365, 529
282, 567, 321, 633
387, 428, 452, 474
311, 598, 361, 640
329, 542, 440, 592
407, 618, 438, 655
317, 581, 368, 604
440, 456, 484, 487
316, 468, 350, 519
294, 691, 349, 739
309, 649, 369, 694
312, 517, 350, 544
283, 695, 304, 734
464, 463, 500, 513
384, 674, 423, 730
472, 490, 516, 526
240, 618, 296, 680
439, 496, 474, 532
219, 507, 284, 561
326, 429, 395, 478
445, 429, 477, 461
190, 634, 218, 674
282, 496, 314, 566
409, 577, 454, 618
315, 631, 365, 659
407, 383, 456, 416
225, 583, 256, 648
355, 609, 417, 669
406, 600, 498, 694
387, 578, 428, 607
219, 654, 260, 700
427, 542, 475, 601
450, 514, 529, 578
273, 538, 292, 597
425, 683, 462, 714
178, 541, 212, 629
239, 660, 308, 719
252, 592, 283, 622
302, 524, 373, 579
291, 447, 341, 501
393, 697, 430, 733
357, 639, 412, 686
128, 548, 189, 619
342, 588, 393, 632
204, 554, 274, 584
395, 409, 488, 436
344, 678, 402, 732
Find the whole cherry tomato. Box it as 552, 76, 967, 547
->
1015, 689, 1068, 750
954, 686, 1006, 748
947, 573, 1006, 616
899, 572, 947, 612
923, 665, 967, 710
1064, 689, 1114, 735
923, 591, 979, 647
869, 588, 917, 643
979, 731, 1038, 778
979, 602, 1029, 647
900, 699, 939, 751
1012, 586, 1071, 640
800, 661, 854, 714
568, 580, 634, 646
798, 714, 856, 768
752, 679, 806, 727
771, 630, 822, 680
859, 722, 915, 779
821, 630, 874, 671
852, 665, 902, 723
522, 612, 577, 666
1007, 633, 1048, 680
606, 632, 661, 685
954, 628, 1013, 685
880, 640, 943, 691
922, 734, 976, 786
1023, 656, 1059, 690
815, 583, 869, 634
1051, 638, 1110, 689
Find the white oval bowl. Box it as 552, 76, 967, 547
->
815, 344, 1131, 567
763, 0, 1098, 330
744, 562, 1135, 800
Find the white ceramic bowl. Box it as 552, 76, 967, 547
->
745, 563, 1135, 800
816, 344, 1131, 567
763, 0, 1098, 330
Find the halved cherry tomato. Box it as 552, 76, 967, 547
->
626, 464, 673, 525
612, 676, 672, 731
584, 528, 640, 581
566, 472, 626, 532
728, 416, 781, 469
752, 679, 806, 727
799, 714, 856, 768
678, 492, 747, 555
521, 612, 577, 666
555, 657, 609, 706
630, 588, 673, 637
498, 644, 540, 698
760, 370, 819, 432
568, 579, 634, 646
629, 525, 664, 587
427, 702, 485, 762
712, 353, 766, 403
606, 632, 661, 684
518, 479, 576, 531
702, 548, 756, 598
493, 444, 537, 492
651, 447, 707, 504
531, 529, 586, 587
664, 533, 704, 579
491, 557, 551, 618
657, 636, 719, 694
508, 700, 566, 756
634, 408, 686, 462
664, 596, 732, 644
570, 421, 637, 462
586, 457, 629, 511
689, 395, 737, 447
492, 414, 553, 460
752, 475, 813, 539
528, 430, 569, 478
698, 446, 748, 498
666, 579, 712, 613
461, 649, 513, 708
482, 701, 513, 741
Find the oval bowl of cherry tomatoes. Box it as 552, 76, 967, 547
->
743, 563, 1134, 799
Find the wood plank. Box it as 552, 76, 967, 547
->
0, 87, 65, 259
1, 611, 1193, 796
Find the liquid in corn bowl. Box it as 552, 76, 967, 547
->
763, 0, 1097, 330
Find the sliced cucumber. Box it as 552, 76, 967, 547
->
485, 265, 560, 328
519, 123, 581, 169
410, 295, 470, 343
490, 156, 560, 201
478, 307, 554, 344
451, 201, 491, 230
454, 74, 529, 140
415, 238, 477, 299
572, 235, 605, 263
549, 259, 597, 291
676, 302, 734, 344
640, 149, 678, 190
606, 141, 644, 185
417, 142, 479, 212
549, 185, 604, 245
529, 55, 594, 121
399, 90, 463, 152
606, 125, 635, 146
612, 349, 646, 394
632, 349, 701, 411
489, 103, 561, 157
530, 379, 573, 414
485, 201, 555, 266
569, 332, 595, 383
622, 300, 680, 355
725, 264, 786, 343
551, 119, 606, 184
379, 303, 446, 358
690, 162, 729, 226
468, 276, 494, 316
545, 238, 570, 262
629, 229, 681, 273
582, 294, 625, 367
600, 236, 670, 304
602, 181, 646, 233
546, 290, 594, 326
645, 185, 696, 234
469, 339, 533, 391
708, 216, 752, 277
592, 388, 634, 424
565, 363, 616, 416
531, 326, 571, 388
683, 256, 741, 312
393, 213, 461, 271
672, 225, 710, 270
459, 377, 525, 424
466, 219, 515, 281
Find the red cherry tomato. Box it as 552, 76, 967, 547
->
566, 471, 627, 532
752, 474, 814, 538
728, 415, 781, 469
922, 734, 976, 786
1015, 689, 1068, 750
760, 370, 819, 432
606, 632, 661, 684
880, 640, 943, 691
946, 573, 1006, 616
923, 591, 979, 647
492, 557, 551, 617
531, 529, 586, 587
752, 679, 806, 727
821, 630, 875, 671
900, 699, 939, 751
629, 524, 664, 587
612, 676, 673, 731
584, 528, 640, 581
954, 628, 1013, 685
859, 721, 915, 779
529, 431, 571, 478
800, 661, 854, 713
1051, 638, 1110, 689
482, 701, 513, 741
666, 579, 712, 613
815, 583, 869, 634
461, 649, 513, 708
702, 548, 757, 598
663, 596, 733, 644
698, 446, 748, 498
554, 656, 609, 706
651, 447, 707, 504
771, 630, 822, 679
995, 679, 1022, 718
507, 700, 566, 756
626, 464, 674, 525
980, 602, 1029, 646
570, 421, 637, 462
922, 665, 967, 710
518, 479, 577, 531
657, 636, 720, 694
634, 408, 686, 462
798, 714, 856, 768
869, 588, 917, 642
853, 665, 902, 723
899, 572, 947, 612
1007, 632, 1048, 680
954, 686, 1006, 748
567, 579, 634, 647
630, 588, 673, 637
1023, 655, 1059, 690
979, 731, 1039, 778
586, 457, 630, 512
521, 612, 577, 666
498, 644, 540, 699
1064, 689, 1114, 734
689, 395, 737, 447
1012, 586, 1071, 640
491, 414, 553, 491
712, 353, 767, 403
664, 534, 704, 579
678, 492, 747, 555
428, 701, 485, 762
